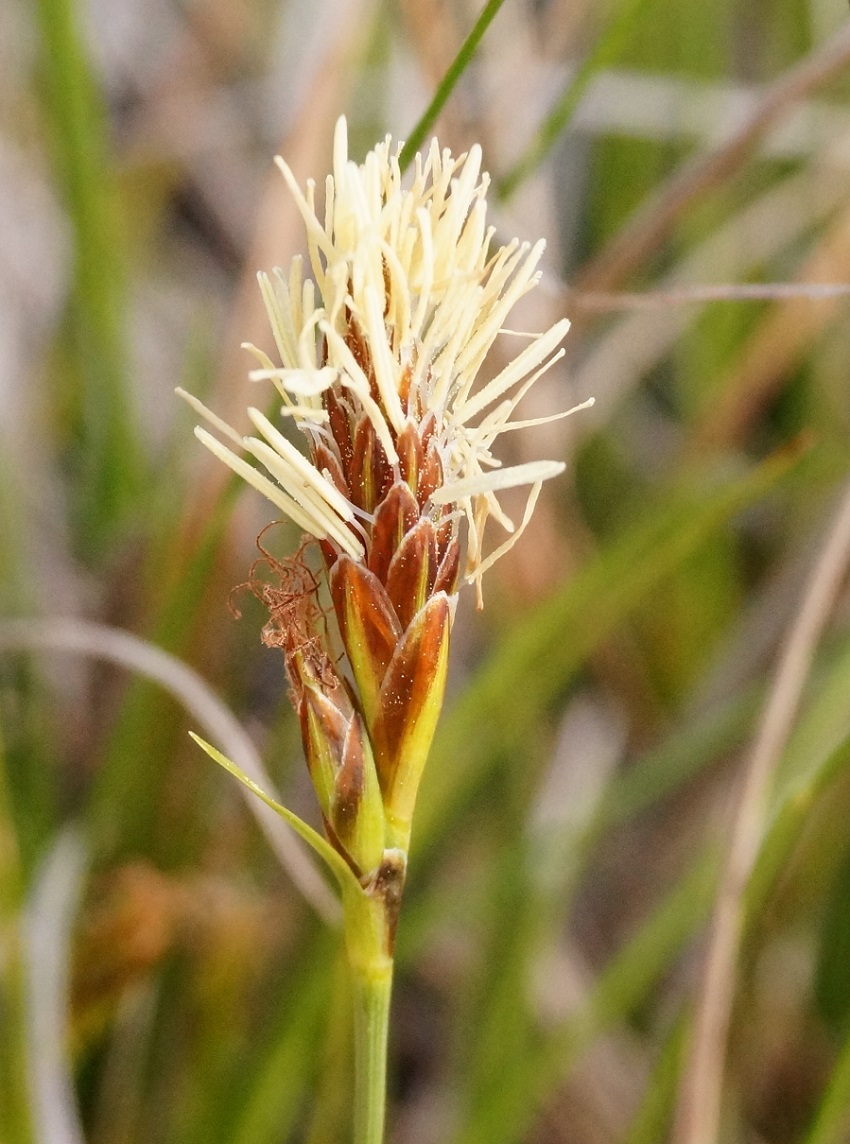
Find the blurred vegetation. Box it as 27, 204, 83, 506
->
2, 0, 850, 1142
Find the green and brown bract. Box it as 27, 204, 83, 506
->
322, 387, 459, 857
260, 380, 460, 888
179, 115, 591, 909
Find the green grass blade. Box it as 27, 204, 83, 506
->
0, 465, 59, 868
302, 954, 355, 1144
0, 725, 35, 1144
455, 847, 718, 1144
86, 471, 241, 854
34, 0, 142, 551
595, 684, 760, 833
803, 1032, 850, 1144
455, 836, 544, 1123
748, 737, 850, 917
398, 0, 507, 173
623, 1016, 689, 1144
212, 933, 336, 1144
815, 832, 850, 1038
778, 634, 850, 791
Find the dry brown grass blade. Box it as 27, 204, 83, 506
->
573, 19, 850, 298
571, 282, 850, 310
565, 164, 846, 436
672, 476, 850, 1144
25, 830, 88, 1144
691, 203, 850, 453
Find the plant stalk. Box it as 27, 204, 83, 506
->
352, 960, 393, 1144
343, 852, 405, 1144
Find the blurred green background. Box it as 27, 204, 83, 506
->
2, 1, 850, 1141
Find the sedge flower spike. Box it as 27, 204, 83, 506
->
180, 114, 591, 899
182, 117, 591, 1144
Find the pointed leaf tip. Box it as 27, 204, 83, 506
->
187, 731, 359, 893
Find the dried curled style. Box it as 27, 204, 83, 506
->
230, 529, 337, 696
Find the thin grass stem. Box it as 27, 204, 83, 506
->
574, 18, 850, 295
352, 965, 393, 1144
398, 0, 507, 173
674, 476, 850, 1144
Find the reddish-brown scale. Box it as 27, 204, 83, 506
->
321, 813, 360, 875
330, 557, 402, 687
395, 420, 423, 496
324, 388, 354, 475
350, 419, 377, 512
435, 508, 454, 561
313, 443, 350, 500
372, 593, 450, 794
433, 538, 461, 596
318, 539, 338, 568
298, 685, 347, 782
368, 481, 420, 585
344, 316, 381, 409
384, 519, 438, 630
332, 720, 365, 832
417, 438, 444, 508
351, 418, 394, 513
397, 362, 412, 411
418, 411, 437, 450
344, 310, 371, 373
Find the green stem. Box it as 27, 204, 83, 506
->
342, 853, 406, 1144
397, 0, 507, 173
0, 724, 35, 1144
352, 962, 393, 1144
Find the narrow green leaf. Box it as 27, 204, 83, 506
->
567, 851, 715, 1056
85, 421, 241, 857
398, 0, 507, 173
778, 636, 850, 791
0, 725, 35, 1144
803, 1031, 850, 1144
595, 683, 760, 833
214, 932, 336, 1144
188, 733, 356, 895
747, 732, 850, 918
454, 620, 849, 1142
815, 835, 850, 1038
303, 954, 356, 1144
457, 836, 542, 1123
0, 465, 60, 867
455, 847, 718, 1144
34, 0, 143, 550
623, 1016, 689, 1144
